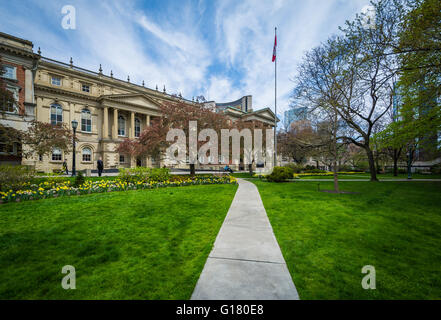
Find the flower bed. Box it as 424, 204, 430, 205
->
0, 175, 237, 204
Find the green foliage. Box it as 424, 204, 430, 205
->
0, 165, 35, 192
149, 167, 170, 181
337, 165, 353, 172
431, 164, 441, 174
284, 163, 305, 173
73, 171, 85, 187
305, 168, 327, 174
118, 167, 171, 183
267, 166, 294, 182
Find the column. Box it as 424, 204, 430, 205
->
145, 114, 151, 167
130, 111, 135, 139
69, 102, 75, 125
102, 107, 108, 139
112, 108, 118, 139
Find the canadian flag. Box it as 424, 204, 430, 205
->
272, 34, 277, 62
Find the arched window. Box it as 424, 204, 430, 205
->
135, 118, 141, 137
81, 109, 91, 132
52, 148, 62, 161
82, 147, 92, 162
118, 115, 126, 136
50, 104, 63, 125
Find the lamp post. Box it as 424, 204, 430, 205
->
71, 119, 78, 176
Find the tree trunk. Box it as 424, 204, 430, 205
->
189, 163, 195, 176
333, 112, 339, 192
366, 148, 378, 181
393, 149, 399, 177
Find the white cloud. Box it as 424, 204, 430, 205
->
0, 0, 371, 118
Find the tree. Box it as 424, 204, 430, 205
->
277, 120, 318, 165
293, 0, 405, 182
117, 101, 231, 176
393, 0, 441, 159
21, 121, 74, 159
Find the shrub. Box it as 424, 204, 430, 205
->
118, 167, 171, 183
0, 165, 35, 192
431, 164, 441, 174
338, 165, 353, 172
266, 166, 294, 182
73, 171, 85, 187
149, 167, 170, 181
284, 163, 305, 173
303, 168, 327, 174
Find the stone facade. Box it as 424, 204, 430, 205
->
1, 32, 277, 173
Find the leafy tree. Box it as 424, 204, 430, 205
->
21, 121, 74, 159
118, 101, 231, 176
293, 0, 407, 182
374, 0, 440, 175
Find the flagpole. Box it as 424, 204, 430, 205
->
274, 27, 277, 168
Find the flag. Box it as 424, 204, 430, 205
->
272, 34, 277, 62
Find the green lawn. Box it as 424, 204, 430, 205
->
231, 172, 256, 179
0, 184, 237, 299
297, 173, 441, 180
253, 180, 441, 299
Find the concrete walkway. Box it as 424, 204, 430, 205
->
191, 179, 299, 300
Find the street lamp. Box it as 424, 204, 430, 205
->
71, 119, 78, 177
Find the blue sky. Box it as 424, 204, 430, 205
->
0, 0, 370, 119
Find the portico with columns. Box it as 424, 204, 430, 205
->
98, 94, 159, 170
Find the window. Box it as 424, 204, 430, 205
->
51, 76, 61, 86
81, 84, 90, 93
82, 147, 92, 162
39, 154, 43, 161
1, 87, 18, 113
119, 155, 125, 163
81, 109, 92, 132
50, 104, 63, 125
2, 65, 16, 80
135, 118, 141, 137
52, 148, 62, 161
118, 115, 126, 136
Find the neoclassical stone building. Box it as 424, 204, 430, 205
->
1, 32, 277, 173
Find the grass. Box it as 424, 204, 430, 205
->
0, 184, 237, 299
253, 180, 441, 299
231, 172, 256, 179
297, 173, 441, 180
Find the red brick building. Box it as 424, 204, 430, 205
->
0, 32, 39, 165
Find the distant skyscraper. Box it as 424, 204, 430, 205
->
284, 107, 308, 129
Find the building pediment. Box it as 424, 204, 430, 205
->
243, 108, 279, 123
100, 93, 161, 111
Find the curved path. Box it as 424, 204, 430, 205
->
191, 178, 299, 300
